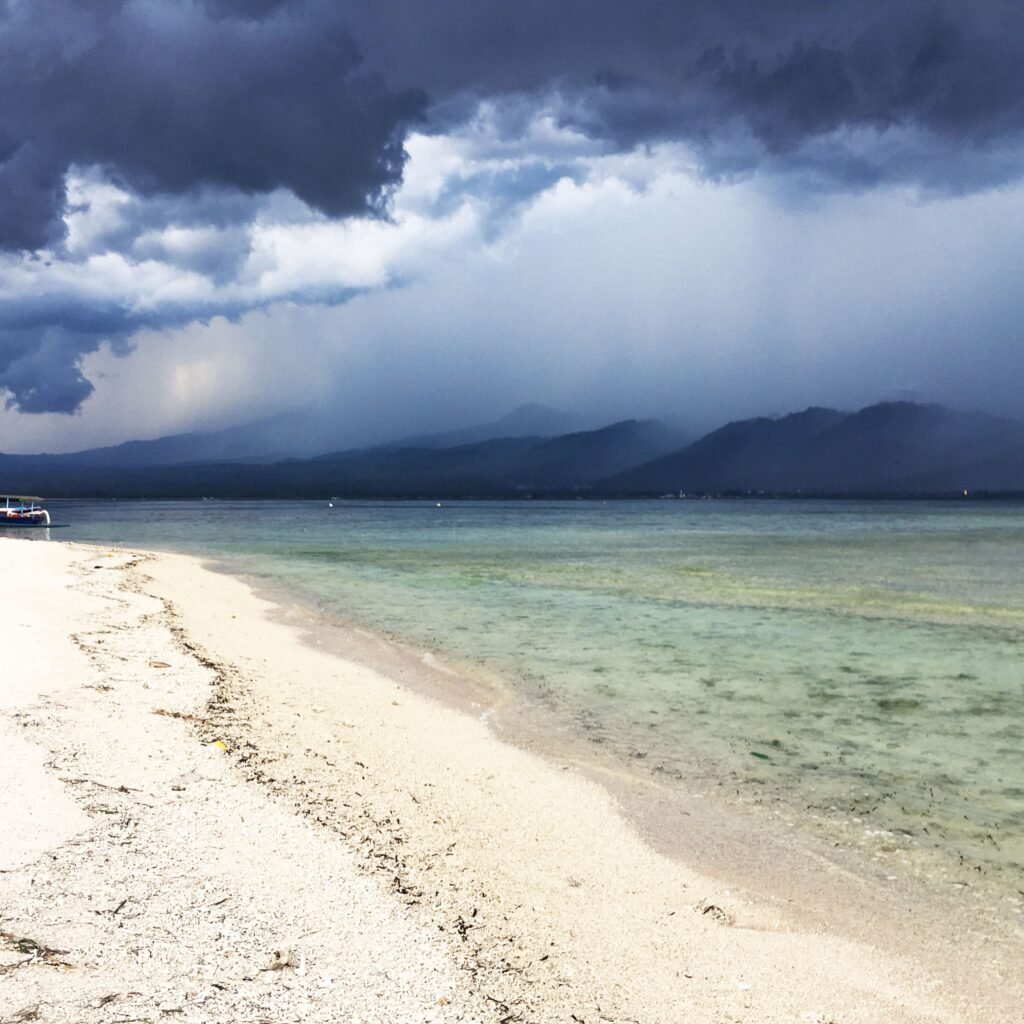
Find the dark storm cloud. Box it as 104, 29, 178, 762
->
2, 295, 169, 413
348, 0, 1024, 188
200, 0, 292, 18
7, 0, 1022, 256
0, 327, 98, 413
0, 0, 425, 252
4, 0, 1024, 415
0, 0, 426, 412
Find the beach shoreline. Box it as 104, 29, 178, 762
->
2, 537, 1021, 1022
215, 551, 1024, 965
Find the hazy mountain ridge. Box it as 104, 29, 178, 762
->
0, 403, 588, 469
507, 419, 685, 488
0, 417, 686, 498
375, 404, 590, 452
0, 410, 330, 469
3, 402, 1024, 498
228, 419, 682, 496
607, 407, 847, 493
600, 402, 1024, 494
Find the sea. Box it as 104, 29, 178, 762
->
45, 497, 1024, 914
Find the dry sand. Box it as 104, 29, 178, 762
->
1, 538, 1020, 1023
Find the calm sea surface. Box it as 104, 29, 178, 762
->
49, 498, 1024, 894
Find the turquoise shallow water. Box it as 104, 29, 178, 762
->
53, 498, 1024, 889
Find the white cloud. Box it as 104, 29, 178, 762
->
64, 175, 132, 255
4, 110, 1024, 452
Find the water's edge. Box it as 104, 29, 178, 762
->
189, 548, 1023, 982
48, 498, 1024, 967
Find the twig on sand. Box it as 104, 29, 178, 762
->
59, 777, 139, 794
152, 708, 208, 724
94, 898, 129, 918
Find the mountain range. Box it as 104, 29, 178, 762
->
0, 404, 589, 469
603, 402, 1024, 495
2, 401, 1024, 499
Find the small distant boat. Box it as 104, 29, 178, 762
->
0, 495, 53, 528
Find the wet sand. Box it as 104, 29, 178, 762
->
1, 539, 1020, 1022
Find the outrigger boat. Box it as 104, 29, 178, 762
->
0, 495, 52, 527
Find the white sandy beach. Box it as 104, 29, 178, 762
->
1, 538, 1021, 1023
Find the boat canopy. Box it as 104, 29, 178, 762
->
1, 495, 44, 503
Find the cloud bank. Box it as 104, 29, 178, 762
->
2, 0, 1024, 417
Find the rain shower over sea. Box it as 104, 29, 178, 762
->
60, 498, 1024, 905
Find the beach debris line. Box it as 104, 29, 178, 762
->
0, 931, 74, 973
165, 642, 565, 1024
2, 1006, 42, 1022
152, 707, 207, 724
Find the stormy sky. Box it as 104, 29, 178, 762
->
2, 0, 1024, 452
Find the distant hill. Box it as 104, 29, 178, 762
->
0, 403, 589, 472
303, 418, 683, 496
251, 417, 685, 496
509, 419, 685, 488
307, 436, 541, 495
600, 402, 1024, 494
0, 417, 687, 498
0, 409, 341, 470
6, 401, 1024, 499
375, 403, 589, 451
602, 407, 845, 493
